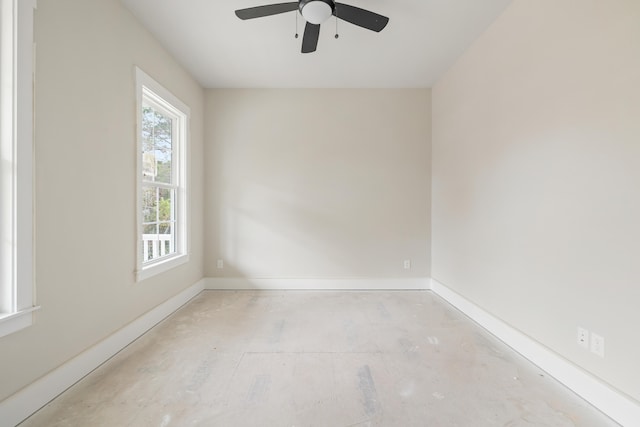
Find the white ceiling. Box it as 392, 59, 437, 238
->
120, 0, 513, 88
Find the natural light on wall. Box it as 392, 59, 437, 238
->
0, 0, 37, 338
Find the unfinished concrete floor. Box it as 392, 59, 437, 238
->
21, 290, 618, 426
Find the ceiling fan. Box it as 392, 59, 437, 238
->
235, 0, 389, 53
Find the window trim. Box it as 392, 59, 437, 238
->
135, 67, 189, 281
0, 0, 38, 337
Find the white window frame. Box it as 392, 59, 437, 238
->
0, 0, 38, 337
135, 67, 189, 281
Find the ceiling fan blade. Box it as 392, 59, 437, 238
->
334, 3, 389, 32
301, 22, 320, 53
235, 2, 298, 20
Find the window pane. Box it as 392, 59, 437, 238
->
144, 237, 158, 262
141, 107, 155, 152
158, 222, 175, 257
142, 186, 158, 223
152, 111, 172, 149
141, 105, 173, 184
143, 224, 157, 235
141, 186, 176, 262
158, 222, 172, 234
155, 149, 172, 184
158, 188, 174, 222
142, 151, 156, 180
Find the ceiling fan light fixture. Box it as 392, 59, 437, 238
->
300, 0, 334, 25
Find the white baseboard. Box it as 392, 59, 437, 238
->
430, 278, 639, 427
0, 279, 205, 427
204, 277, 431, 290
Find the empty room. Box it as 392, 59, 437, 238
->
0, 0, 638, 425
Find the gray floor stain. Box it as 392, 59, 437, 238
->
246, 374, 271, 405
247, 295, 260, 307
357, 365, 380, 417
398, 337, 419, 355
344, 318, 358, 346
269, 319, 285, 344
187, 359, 210, 392
377, 303, 391, 319
427, 336, 439, 345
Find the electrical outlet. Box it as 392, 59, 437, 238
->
577, 327, 589, 349
590, 333, 605, 358
217, 259, 224, 269
403, 259, 411, 269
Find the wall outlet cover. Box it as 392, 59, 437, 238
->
577, 327, 589, 349
590, 333, 605, 358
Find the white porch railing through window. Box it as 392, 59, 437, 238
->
142, 234, 174, 262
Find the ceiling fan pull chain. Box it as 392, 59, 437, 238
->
295, 11, 299, 38
335, 15, 339, 39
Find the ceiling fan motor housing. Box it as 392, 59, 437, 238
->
299, 0, 335, 25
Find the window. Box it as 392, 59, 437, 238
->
135, 68, 189, 281
0, 0, 37, 337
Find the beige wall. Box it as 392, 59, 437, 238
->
432, 0, 640, 402
205, 89, 431, 279
0, 0, 204, 401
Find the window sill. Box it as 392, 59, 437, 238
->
0, 306, 41, 338
136, 253, 189, 282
